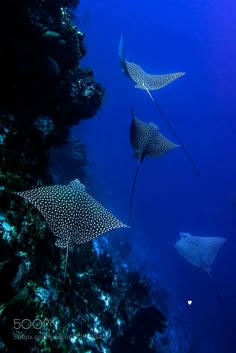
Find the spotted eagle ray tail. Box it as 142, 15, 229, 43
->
63, 242, 69, 283
144, 85, 202, 178
128, 159, 141, 229
125, 159, 141, 260
207, 271, 235, 339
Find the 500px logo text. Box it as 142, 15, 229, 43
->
13, 319, 55, 330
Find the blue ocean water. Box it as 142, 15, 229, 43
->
73, 1, 236, 352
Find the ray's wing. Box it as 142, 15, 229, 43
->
69, 191, 128, 244
15, 185, 69, 239
130, 114, 152, 159
175, 235, 203, 268
146, 125, 179, 157
196, 236, 227, 267
124, 60, 146, 86
137, 71, 186, 90
123, 59, 185, 90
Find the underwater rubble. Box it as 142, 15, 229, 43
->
0, 0, 190, 352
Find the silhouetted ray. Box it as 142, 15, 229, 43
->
15, 179, 127, 282
128, 109, 179, 227
175, 232, 226, 273
119, 35, 201, 178
175, 232, 234, 337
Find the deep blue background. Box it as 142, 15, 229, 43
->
73, 1, 236, 352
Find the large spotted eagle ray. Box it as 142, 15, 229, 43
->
119, 35, 201, 178
175, 232, 235, 336
128, 109, 179, 227
15, 179, 127, 282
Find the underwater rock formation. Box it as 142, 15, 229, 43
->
0, 1, 103, 131
49, 139, 88, 184
111, 305, 166, 353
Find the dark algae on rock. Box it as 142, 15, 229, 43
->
0, 1, 169, 352
0, 0, 103, 126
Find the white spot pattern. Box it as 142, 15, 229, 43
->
123, 59, 185, 91
15, 180, 128, 249
130, 114, 179, 160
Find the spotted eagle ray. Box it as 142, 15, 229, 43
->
175, 232, 234, 336
128, 109, 179, 227
175, 232, 226, 274
119, 35, 201, 178
15, 179, 127, 282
